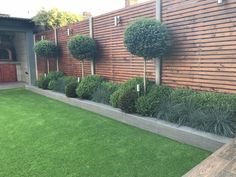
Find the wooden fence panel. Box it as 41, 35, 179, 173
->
35, 0, 236, 94
94, 0, 156, 82
162, 0, 236, 94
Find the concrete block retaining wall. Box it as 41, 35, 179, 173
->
26, 85, 232, 152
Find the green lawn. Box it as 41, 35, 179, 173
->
0, 89, 210, 177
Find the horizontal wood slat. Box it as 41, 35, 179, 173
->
35, 0, 236, 94
162, 0, 236, 94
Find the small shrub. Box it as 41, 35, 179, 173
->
37, 71, 64, 90
76, 75, 104, 99
188, 92, 236, 115
110, 77, 154, 108
37, 75, 49, 89
169, 88, 195, 104
92, 82, 120, 105
101, 82, 120, 93
65, 81, 78, 98
46, 71, 64, 81
53, 76, 77, 93
136, 85, 173, 116
119, 90, 138, 113
48, 80, 56, 90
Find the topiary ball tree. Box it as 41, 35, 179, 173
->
124, 18, 171, 93
67, 35, 97, 78
34, 40, 59, 73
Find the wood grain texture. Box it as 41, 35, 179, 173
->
162, 0, 236, 94
0, 64, 17, 82
35, 0, 236, 94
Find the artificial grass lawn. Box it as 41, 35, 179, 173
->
0, 89, 210, 177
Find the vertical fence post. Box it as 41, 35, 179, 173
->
33, 34, 39, 80
155, 0, 162, 85
89, 17, 95, 75
54, 28, 59, 72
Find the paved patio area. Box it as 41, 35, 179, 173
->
0, 82, 26, 90
183, 138, 236, 177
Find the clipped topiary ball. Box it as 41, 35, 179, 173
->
76, 75, 104, 99
65, 81, 78, 98
34, 40, 59, 58
67, 35, 97, 60
119, 90, 138, 113
124, 18, 171, 59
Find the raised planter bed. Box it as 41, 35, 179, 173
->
26, 85, 232, 152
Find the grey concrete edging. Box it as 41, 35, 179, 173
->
25, 85, 232, 152
0, 82, 26, 90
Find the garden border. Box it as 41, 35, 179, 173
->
25, 85, 232, 152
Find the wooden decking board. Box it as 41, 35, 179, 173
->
183, 139, 236, 177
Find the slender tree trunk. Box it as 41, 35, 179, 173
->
91, 59, 94, 75
47, 59, 50, 74
56, 59, 59, 72
144, 59, 147, 95
81, 60, 84, 78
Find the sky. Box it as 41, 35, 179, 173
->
0, 0, 149, 18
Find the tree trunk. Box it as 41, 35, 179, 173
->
47, 59, 50, 74
56, 59, 59, 72
144, 59, 147, 95
91, 59, 94, 75
81, 60, 84, 78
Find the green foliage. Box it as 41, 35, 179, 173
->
53, 76, 77, 93
34, 40, 59, 58
119, 90, 138, 113
203, 110, 236, 137
92, 82, 120, 105
67, 35, 97, 60
76, 75, 104, 99
136, 85, 173, 116
169, 88, 195, 104
110, 77, 154, 108
32, 8, 86, 30
48, 80, 56, 90
47, 71, 65, 90
187, 92, 236, 115
124, 18, 171, 60
139, 86, 236, 137
37, 75, 49, 89
65, 81, 78, 98
46, 71, 64, 81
